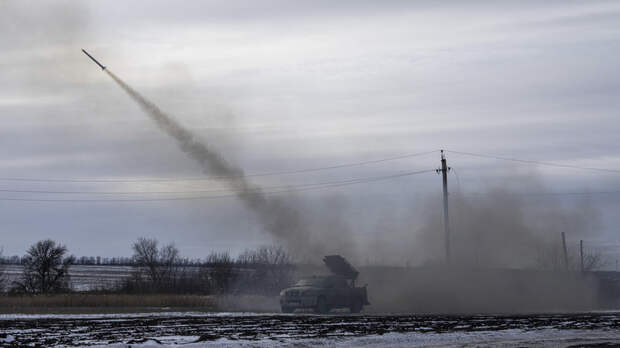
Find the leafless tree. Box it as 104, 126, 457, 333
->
236, 245, 294, 295
160, 243, 180, 282
0, 248, 5, 293
133, 238, 159, 282
237, 245, 292, 266
583, 250, 607, 271
204, 251, 234, 294
132, 238, 180, 288
535, 242, 608, 272
12, 240, 75, 294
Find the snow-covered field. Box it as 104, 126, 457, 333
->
2, 265, 620, 346
1, 312, 620, 347
80, 331, 620, 348
3, 264, 133, 291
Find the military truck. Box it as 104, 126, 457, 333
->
279, 255, 370, 313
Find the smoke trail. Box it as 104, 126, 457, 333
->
105, 70, 314, 255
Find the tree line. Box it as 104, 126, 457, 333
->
0, 254, 245, 267
0, 239, 294, 296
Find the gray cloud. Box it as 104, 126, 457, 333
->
1, 0, 620, 264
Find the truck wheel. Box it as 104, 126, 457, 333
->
349, 299, 363, 314
281, 306, 294, 313
315, 296, 328, 314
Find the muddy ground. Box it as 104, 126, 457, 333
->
1, 312, 620, 347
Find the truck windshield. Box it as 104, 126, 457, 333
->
295, 278, 327, 287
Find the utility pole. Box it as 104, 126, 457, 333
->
436, 150, 451, 264
580, 240, 584, 272
561, 232, 569, 271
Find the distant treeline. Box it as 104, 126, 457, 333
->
0, 255, 245, 267
118, 238, 295, 296
0, 255, 134, 266
0, 238, 295, 296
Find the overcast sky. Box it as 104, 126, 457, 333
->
1, 1, 620, 263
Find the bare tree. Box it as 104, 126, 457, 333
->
237, 245, 292, 265
133, 238, 160, 283
0, 248, 5, 293
132, 238, 180, 288
204, 252, 234, 294
12, 240, 75, 294
236, 245, 294, 295
160, 243, 180, 283
535, 241, 608, 272
583, 250, 607, 272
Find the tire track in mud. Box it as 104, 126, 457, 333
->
1, 313, 620, 347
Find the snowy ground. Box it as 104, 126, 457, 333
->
1, 312, 620, 347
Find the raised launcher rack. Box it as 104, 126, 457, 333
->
323, 255, 359, 285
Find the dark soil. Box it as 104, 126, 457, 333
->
1, 312, 620, 347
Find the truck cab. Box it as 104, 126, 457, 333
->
279, 255, 369, 313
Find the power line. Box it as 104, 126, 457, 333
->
0, 169, 430, 195
0, 169, 434, 202
446, 150, 620, 174
462, 189, 620, 198
0, 150, 438, 183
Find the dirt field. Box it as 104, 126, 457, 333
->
1, 312, 620, 347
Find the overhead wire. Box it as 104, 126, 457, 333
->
0, 169, 432, 195
0, 150, 439, 183
446, 150, 620, 174
438, 151, 620, 199
6, 148, 620, 200
459, 188, 620, 198
0, 169, 435, 202
445, 150, 620, 197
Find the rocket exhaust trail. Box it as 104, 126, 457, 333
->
104, 69, 314, 255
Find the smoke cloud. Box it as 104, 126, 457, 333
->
412, 186, 602, 270
104, 69, 605, 275
105, 70, 318, 257
352, 183, 606, 314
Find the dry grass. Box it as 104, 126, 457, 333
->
0, 294, 279, 314
0, 294, 216, 313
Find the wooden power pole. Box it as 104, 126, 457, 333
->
580, 240, 584, 272
561, 232, 569, 270
436, 150, 451, 264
